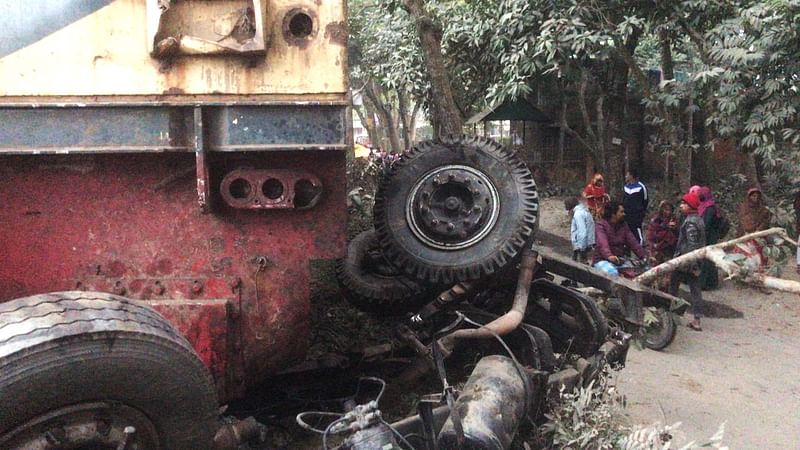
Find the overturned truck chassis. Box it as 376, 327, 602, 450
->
295, 246, 649, 450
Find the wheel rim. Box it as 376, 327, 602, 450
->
644, 310, 672, 346
0, 402, 160, 450
405, 165, 500, 250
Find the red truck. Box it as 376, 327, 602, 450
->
0, 0, 349, 447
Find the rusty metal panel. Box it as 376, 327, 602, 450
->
0, 0, 348, 96
147, 299, 233, 398
0, 151, 347, 399
0, 107, 191, 154
207, 105, 347, 150
0, 104, 347, 155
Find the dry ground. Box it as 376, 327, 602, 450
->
538, 197, 800, 448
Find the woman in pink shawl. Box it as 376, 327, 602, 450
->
698, 187, 722, 289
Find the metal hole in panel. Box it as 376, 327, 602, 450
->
262, 178, 284, 200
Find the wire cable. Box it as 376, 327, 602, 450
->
322, 416, 349, 450
296, 411, 344, 434
381, 419, 418, 450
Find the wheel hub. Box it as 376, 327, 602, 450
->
0, 402, 159, 450
406, 165, 500, 250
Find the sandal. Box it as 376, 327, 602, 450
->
688, 320, 702, 332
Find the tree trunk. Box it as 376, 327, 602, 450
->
397, 90, 412, 150
402, 0, 463, 137
364, 80, 402, 154
635, 228, 800, 294
659, 29, 690, 189
354, 104, 379, 149
409, 100, 421, 145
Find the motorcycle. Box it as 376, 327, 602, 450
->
592, 256, 679, 351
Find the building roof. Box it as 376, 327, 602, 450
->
466, 98, 552, 124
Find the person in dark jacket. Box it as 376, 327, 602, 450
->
698, 186, 721, 290
593, 201, 648, 266
670, 192, 706, 331
623, 168, 649, 244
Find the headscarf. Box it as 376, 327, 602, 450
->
697, 186, 718, 218
737, 187, 771, 235
582, 173, 608, 215
682, 192, 701, 210
689, 185, 701, 195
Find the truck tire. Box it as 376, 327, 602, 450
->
643, 308, 678, 351
0, 291, 219, 450
374, 136, 539, 283
337, 230, 433, 313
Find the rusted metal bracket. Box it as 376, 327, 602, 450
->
193, 107, 211, 212
147, 0, 267, 59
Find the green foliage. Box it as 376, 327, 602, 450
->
699, 1, 800, 174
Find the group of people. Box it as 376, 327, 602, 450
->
566, 170, 800, 332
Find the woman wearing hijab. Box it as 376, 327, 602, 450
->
736, 187, 772, 267
582, 173, 610, 218
737, 187, 772, 236
646, 201, 678, 290
647, 201, 678, 264
698, 187, 721, 290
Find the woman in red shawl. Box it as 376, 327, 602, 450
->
582, 173, 610, 218
698, 187, 722, 289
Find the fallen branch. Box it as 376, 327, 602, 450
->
635, 227, 800, 294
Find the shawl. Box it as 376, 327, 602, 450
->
697, 186, 719, 219
737, 187, 771, 235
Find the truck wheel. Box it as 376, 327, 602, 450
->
643, 308, 677, 351
337, 230, 433, 313
374, 136, 539, 283
0, 292, 219, 450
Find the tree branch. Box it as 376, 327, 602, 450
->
635, 228, 800, 294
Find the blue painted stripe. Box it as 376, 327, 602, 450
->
0, 0, 114, 58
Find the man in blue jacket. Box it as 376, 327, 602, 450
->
623, 167, 648, 244
566, 194, 595, 264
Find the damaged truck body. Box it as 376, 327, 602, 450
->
0, 1, 672, 449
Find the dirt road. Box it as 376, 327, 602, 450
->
538, 197, 800, 448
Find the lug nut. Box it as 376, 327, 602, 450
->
431, 219, 440, 226
446, 222, 455, 231
421, 191, 430, 199
471, 188, 480, 197
463, 219, 472, 226
447, 173, 455, 181
464, 178, 472, 185
459, 230, 468, 238
473, 206, 482, 214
